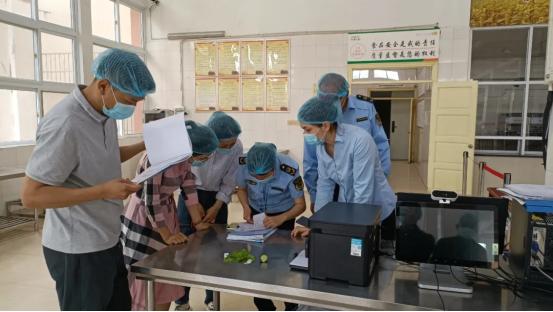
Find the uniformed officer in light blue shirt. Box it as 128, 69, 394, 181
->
236, 142, 306, 229
293, 96, 396, 238
304, 73, 391, 211
235, 142, 305, 311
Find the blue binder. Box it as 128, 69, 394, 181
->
525, 200, 553, 213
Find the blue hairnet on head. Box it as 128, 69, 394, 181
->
317, 73, 349, 99
297, 96, 342, 124
185, 120, 219, 155
247, 142, 277, 175
206, 112, 242, 140
92, 48, 156, 98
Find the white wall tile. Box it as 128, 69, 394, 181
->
0, 148, 17, 167
451, 61, 469, 81
438, 62, 452, 81
453, 38, 470, 63
0, 149, 12, 167
439, 28, 454, 63
15, 146, 34, 167
315, 44, 330, 65
291, 70, 314, 89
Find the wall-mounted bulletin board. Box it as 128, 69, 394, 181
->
194, 39, 290, 112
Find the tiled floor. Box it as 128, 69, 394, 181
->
0, 161, 425, 310
387, 161, 427, 194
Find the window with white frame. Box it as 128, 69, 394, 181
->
90, 0, 145, 136
0, 0, 146, 146
471, 26, 547, 156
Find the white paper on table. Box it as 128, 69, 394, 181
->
235, 213, 266, 232
131, 113, 192, 184
289, 250, 308, 270
253, 213, 266, 229
505, 184, 553, 200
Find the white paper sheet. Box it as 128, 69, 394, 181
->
132, 114, 192, 183
289, 250, 308, 270
505, 184, 553, 200
253, 213, 266, 229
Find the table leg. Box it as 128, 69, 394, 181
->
34, 208, 38, 232
213, 290, 221, 310
145, 280, 155, 311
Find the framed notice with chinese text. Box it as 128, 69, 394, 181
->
266, 40, 290, 75
218, 78, 240, 111
218, 41, 240, 76
266, 77, 289, 111
242, 77, 265, 111
195, 78, 217, 111
195, 42, 217, 76
241, 41, 265, 75
347, 29, 440, 64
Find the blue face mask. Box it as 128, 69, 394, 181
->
251, 170, 275, 183
304, 134, 323, 145
254, 174, 275, 183
191, 159, 207, 167
102, 86, 135, 120
217, 147, 232, 155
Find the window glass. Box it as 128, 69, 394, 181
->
120, 4, 142, 47
476, 85, 525, 136
38, 0, 72, 28
471, 29, 528, 81
92, 0, 116, 40
42, 92, 68, 116
0, 22, 35, 80
0, 89, 37, 144
41, 33, 74, 83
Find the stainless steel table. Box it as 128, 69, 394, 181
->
132, 225, 553, 310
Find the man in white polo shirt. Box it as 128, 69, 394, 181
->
21, 49, 155, 310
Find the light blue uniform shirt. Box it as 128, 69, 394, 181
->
314, 123, 396, 219
304, 94, 391, 203
236, 153, 305, 214
192, 139, 243, 203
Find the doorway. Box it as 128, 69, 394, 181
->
390, 99, 411, 160
372, 98, 391, 139
369, 90, 416, 162
348, 63, 479, 194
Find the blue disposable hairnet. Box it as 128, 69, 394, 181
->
247, 142, 277, 175
92, 48, 156, 98
297, 96, 342, 124
206, 112, 242, 140
185, 120, 219, 155
317, 73, 349, 99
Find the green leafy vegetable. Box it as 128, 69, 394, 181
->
224, 249, 256, 264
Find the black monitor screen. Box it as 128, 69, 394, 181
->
395, 202, 499, 268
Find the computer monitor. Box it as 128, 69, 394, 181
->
394, 194, 504, 293
395, 201, 499, 269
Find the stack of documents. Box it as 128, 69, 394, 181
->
132, 114, 192, 184
498, 184, 553, 206
227, 214, 276, 243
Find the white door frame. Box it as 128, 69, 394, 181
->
348, 61, 438, 176
368, 88, 416, 163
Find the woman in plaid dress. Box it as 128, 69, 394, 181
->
121, 120, 219, 310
